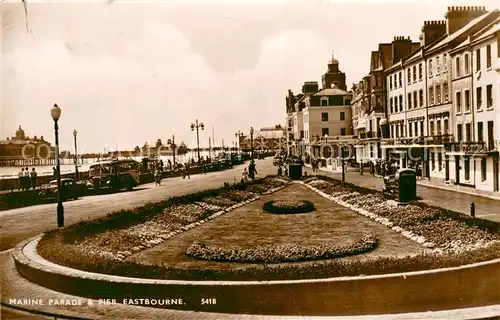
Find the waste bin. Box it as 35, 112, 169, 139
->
288, 164, 303, 180
396, 168, 417, 203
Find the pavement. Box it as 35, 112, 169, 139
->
303, 166, 500, 223
1, 158, 500, 319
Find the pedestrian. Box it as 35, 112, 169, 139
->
18, 168, 24, 191
277, 166, 282, 176
30, 168, 38, 189
183, 163, 190, 179
24, 167, 30, 190
249, 160, 257, 180
284, 166, 288, 176
154, 167, 161, 186
53, 167, 57, 179
242, 167, 249, 183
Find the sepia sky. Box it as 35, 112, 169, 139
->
1, 0, 497, 153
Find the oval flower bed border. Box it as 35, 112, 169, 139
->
185, 234, 377, 263
262, 200, 315, 214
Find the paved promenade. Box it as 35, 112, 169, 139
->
0, 159, 275, 252
303, 166, 500, 223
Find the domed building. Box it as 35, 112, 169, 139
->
0, 126, 55, 166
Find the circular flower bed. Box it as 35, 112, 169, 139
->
263, 200, 315, 214
186, 234, 377, 263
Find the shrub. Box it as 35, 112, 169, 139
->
262, 200, 315, 214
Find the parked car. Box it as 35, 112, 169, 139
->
39, 178, 83, 201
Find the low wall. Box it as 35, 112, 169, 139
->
0, 172, 90, 191
13, 237, 500, 316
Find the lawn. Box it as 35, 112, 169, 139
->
127, 183, 429, 270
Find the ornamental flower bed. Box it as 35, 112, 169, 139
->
263, 200, 315, 214
38, 176, 290, 262
185, 234, 377, 263
305, 176, 500, 253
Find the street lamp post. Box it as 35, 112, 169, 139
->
51, 104, 64, 228
190, 120, 204, 163
73, 129, 79, 181
341, 145, 346, 183
235, 131, 244, 151
250, 127, 254, 160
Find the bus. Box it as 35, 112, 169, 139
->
87, 159, 141, 190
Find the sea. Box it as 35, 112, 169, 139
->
0, 151, 215, 179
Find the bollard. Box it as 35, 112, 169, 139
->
470, 202, 475, 217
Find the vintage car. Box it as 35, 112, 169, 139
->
87, 159, 140, 191
39, 178, 82, 201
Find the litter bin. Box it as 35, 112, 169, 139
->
288, 164, 303, 180
396, 168, 417, 203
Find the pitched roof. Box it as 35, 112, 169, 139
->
312, 87, 350, 96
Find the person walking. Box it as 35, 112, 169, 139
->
249, 160, 257, 180
154, 167, 161, 186
18, 168, 25, 191
284, 166, 288, 177
30, 168, 38, 189
277, 166, 283, 176
241, 167, 249, 183
183, 163, 190, 179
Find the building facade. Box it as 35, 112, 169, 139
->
382, 6, 499, 185
447, 15, 500, 192
0, 126, 55, 166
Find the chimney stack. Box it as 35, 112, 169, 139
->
419, 20, 447, 47
445, 6, 487, 35
392, 36, 415, 64
302, 81, 319, 94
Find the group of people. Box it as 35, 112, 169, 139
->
18, 167, 38, 190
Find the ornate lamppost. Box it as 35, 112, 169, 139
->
235, 130, 244, 151
51, 104, 64, 228
167, 134, 176, 167
250, 127, 254, 160
190, 120, 204, 163
73, 129, 79, 181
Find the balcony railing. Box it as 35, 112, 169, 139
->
383, 135, 453, 146
444, 141, 487, 154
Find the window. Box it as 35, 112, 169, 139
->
429, 87, 434, 105
444, 119, 449, 134
444, 54, 448, 71
390, 76, 393, 90
486, 45, 491, 68
321, 112, 328, 121
400, 123, 405, 137
419, 63, 423, 80
322, 128, 329, 136
488, 121, 494, 151
465, 89, 470, 112
478, 121, 484, 142
481, 158, 487, 181
430, 121, 434, 136
429, 59, 433, 76
390, 97, 394, 113
476, 49, 481, 71
438, 152, 442, 171
407, 69, 411, 83
419, 89, 424, 107
486, 85, 493, 108
436, 84, 441, 104
408, 93, 412, 109
431, 152, 435, 171
391, 125, 394, 138
399, 95, 403, 112
464, 53, 469, 74
399, 71, 402, 87
457, 124, 463, 141
443, 83, 449, 102
437, 120, 442, 136
413, 91, 417, 109
340, 128, 346, 136
340, 112, 345, 121
413, 66, 417, 81
414, 122, 418, 136
321, 99, 328, 106
465, 157, 470, 180
409, 122, 413, 137
436, 56, 441, 73
477, 87, 483, 110
456, 91, 462, 113
420, 121, 424, 136
300, 130, 304, 139
456, 56, 461, 77
345, 99, 351, 105
394, 73, 398, 88
466, 123, 471, 142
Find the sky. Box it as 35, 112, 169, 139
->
1, 0, 498, 153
